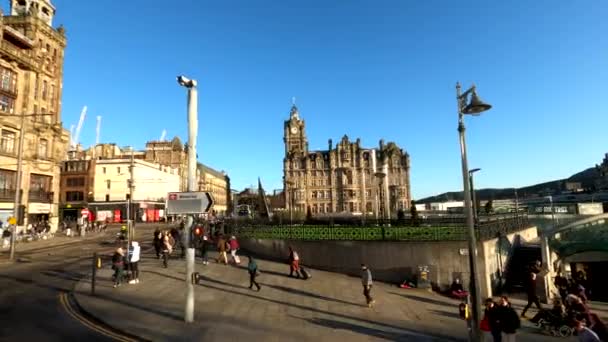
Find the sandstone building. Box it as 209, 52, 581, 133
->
283, 105, 411, 218
0, 0, 69, 230
59, 140, 232, 220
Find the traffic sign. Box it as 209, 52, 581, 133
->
166, 192, 214, 215
8, 217, 16, 225
81, 208, 90, 216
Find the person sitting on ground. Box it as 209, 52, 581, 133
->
450, 278, 469, 299
530, 298, 566, 324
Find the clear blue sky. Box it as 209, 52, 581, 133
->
7, 0, 607, 199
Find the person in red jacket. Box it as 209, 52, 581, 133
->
229, 236, 240, 264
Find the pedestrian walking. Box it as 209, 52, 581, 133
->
128, 241, 141, 284
521, 261, 543, 318
496, 296, 520, 342
481, 298, 501, 342
247, 256, 261, 291
199, 235, 209, 265
216, 235, 228, 264
229, 236, 241, 264
112, 247, 126, 288
153, 228, 162, 259
361, 264, 375, 308
288, 246, 302, 278
161, 232, 173, 268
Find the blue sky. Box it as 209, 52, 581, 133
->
6, 0, 606, 199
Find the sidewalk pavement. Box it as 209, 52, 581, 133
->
73, 249, 575, 342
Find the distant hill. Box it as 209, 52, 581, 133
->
417, 167, 599, 203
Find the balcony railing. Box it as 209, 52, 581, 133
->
28, 190, 53, 202
0, 189, 16, 201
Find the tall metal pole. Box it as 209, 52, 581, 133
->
184, 80, 198, 323
457, 83, 481, 342
469, 174, 477, 224
129, 149, 134, 240
9, 113, 26, 260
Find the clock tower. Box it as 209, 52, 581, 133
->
284, 104, 308, 156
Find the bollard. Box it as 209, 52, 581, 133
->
91, 252, 97, 295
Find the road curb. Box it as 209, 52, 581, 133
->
69, 291, 152, 342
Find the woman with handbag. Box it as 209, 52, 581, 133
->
247, 256, 261, 291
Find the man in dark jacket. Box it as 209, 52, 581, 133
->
521, 260, 543, 318
497, 296, 520, 342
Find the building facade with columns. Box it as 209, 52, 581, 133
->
283, 105, 411, 218
0, 0, 69, 230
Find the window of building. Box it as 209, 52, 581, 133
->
29, 174, 51, 196
0, 95, 15, 113
66, 177, 85, 187
38, 139, 48, 158
0, 130, 16, 154
66, 191, 84, 201
117, 167, 121, 174
102, 167, 106, 174
42, 80, 48, 100
34, 75, 38, 99
106, 180, 111, 189
105, 194, 110, 202
0, 169, 16, 193
0, 68, 16, 93
49, 84, 55, 102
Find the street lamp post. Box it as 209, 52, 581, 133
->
456, 82, 492, 342
469, 168, 481, 224
177, 75, 198, 323
6, 113, 54, 261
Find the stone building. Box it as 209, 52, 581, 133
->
283, 105, 411, 218
0, 0, 69, 230
197, 163, 231, 217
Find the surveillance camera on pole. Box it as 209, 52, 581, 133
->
177, 75, 197, 88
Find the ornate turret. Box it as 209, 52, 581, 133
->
10, 0, 56, 26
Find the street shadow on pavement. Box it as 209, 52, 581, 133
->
79, 289, 182, 322
234, 264, 291, 278
389, 291, 453, 307
259, 283, 363, 307
295, 316, 422, 341
198, 278, 459, 341
429, 309, 460, 320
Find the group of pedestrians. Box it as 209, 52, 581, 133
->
153, 228, 177, 268
111, 241, 141, 288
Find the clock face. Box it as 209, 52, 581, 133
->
290, 126, 298, 134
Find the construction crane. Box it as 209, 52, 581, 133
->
160, 129, 167, 142
95, 115, 102, 146
71, 106, 87, 150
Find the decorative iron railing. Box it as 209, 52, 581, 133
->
229, 215, 531, 242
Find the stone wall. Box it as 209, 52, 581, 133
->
239, 225, 539, 298
239, 238, 470, 288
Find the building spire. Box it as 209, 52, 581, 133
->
290, 97, 299, 119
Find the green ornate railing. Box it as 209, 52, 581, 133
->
231, 216, 532, 242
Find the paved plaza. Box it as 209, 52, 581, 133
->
72, 245, 584, 342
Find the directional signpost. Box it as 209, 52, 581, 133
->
166, 192, 214, 215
